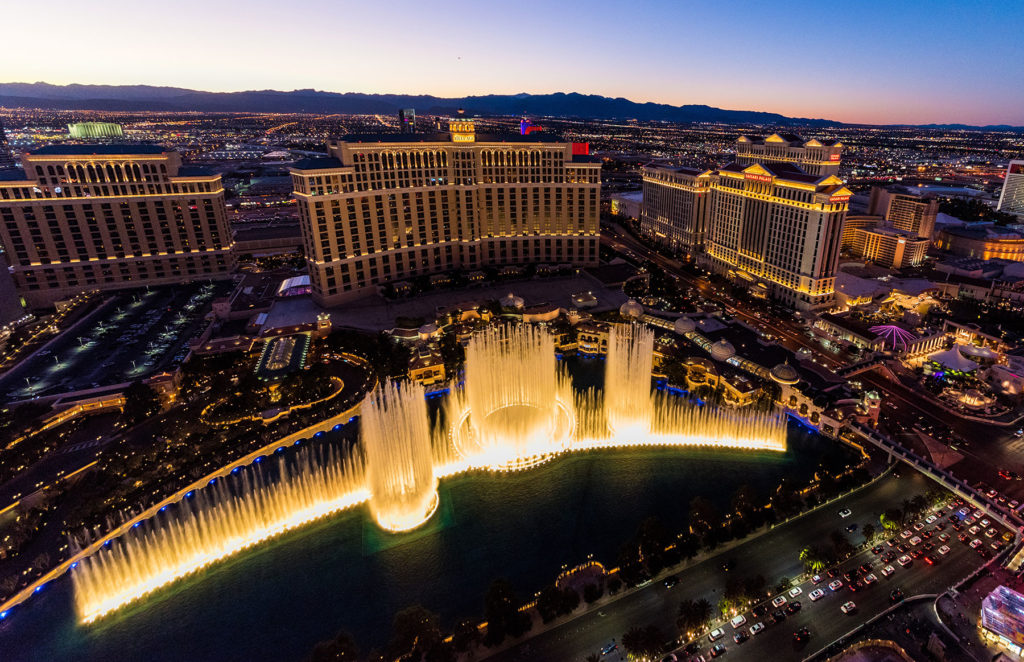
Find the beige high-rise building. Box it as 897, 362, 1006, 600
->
849, 226, 929, 268
639, 165, 710, 256
735, 133, 842, 177
291, 122, 601, 306
0, 145, 234, 308
868, 186, 938, 239
703, 145, 850, 311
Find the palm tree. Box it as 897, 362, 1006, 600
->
799, 546, 826, 573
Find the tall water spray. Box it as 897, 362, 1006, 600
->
71, 445, 367, 624
361, 380, 439, 532
452, 324, 574, 469
604, 323, 655, 438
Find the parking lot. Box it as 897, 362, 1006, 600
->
669, 497, 1004, 662
0, 280, 234, 400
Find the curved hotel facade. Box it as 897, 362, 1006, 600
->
290, 122, 601, 306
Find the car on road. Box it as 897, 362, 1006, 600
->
864, 573, 878, 585
788, 587, 803, 598
730, 614, 747, 629
839, 508, 852, 518
897, 555, 913, 567
871, 545, 884, 555
749, 622, 764, 636
664, 575, 679, 588
793, 627, 810, 643
969, 525, 981, 536
785, 601, 802, 614
959, 532, 970, 543
938, 532, 950, 542
890, 588, 905, 603
881, 565, 895, 577
938, 545, 951, 556
601, 642, 618, 655
710, 644, 727, 658
751, 605, 768, 619
900, 530, 913, 539
909, 536, 922, 546
733, 631, 748, 644
772, 595, 787, 608
913, 522, 925, 531
841, 601, 857, 614
926, 514, 937, 524
708, 628, 725, 642
987, 527, 998, 538
846, 523, 858, 533
924, 554, 937, 565
859, 562, 872, 573
910, 548, 925, 559
828, 579, 844, 591
970, 538, 983, 549
811, 574, 824, 584
809, 588, 825, 601
770, 609, 786, 624
848, 579, 864, 592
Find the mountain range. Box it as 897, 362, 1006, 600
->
0, 83, 1018, 130
0, 83, 833, 126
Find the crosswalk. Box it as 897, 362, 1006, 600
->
61, 438, 106, 455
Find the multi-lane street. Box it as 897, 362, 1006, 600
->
487, 470, 992, 662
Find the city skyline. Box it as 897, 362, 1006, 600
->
2, 0, 1023, 126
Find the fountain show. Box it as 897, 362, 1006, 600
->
67, 322, 786, 625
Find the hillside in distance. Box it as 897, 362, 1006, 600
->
0, 82, 835, 126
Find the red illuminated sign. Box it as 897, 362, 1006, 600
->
571, 142, 589, 156
829, 154, 841, 161
745, 173, 773, 183
829, 195, 850, 203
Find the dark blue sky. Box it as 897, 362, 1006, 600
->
3, 0, 1022, 125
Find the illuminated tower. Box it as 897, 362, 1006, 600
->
703, 136, 850, 311
0, 119, 15, 170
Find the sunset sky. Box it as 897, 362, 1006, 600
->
3, 0, 1022, 125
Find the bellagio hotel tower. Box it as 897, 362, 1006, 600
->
291, 121, 601, 306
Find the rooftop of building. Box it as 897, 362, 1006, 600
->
0, 168, 26, 181
337, 132, 565, 144
643, 163, 708, 177
737, 134, 841, 147
177, 165, 215, 177
940, 225, 1024, 240
858, 225, 924, 239
25, 144, 168, 156
291, 156, 344, 171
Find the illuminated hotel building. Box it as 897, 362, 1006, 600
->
849, 226, 928, 269
999, 160, 1024, 217
291, 122, 601, 306
868, 186, 938, 239
639, 165, 710, 256
703, 138, 850, 310
0, 120, 15, 170
0, 145, 234, 308
734, 133, 842, 177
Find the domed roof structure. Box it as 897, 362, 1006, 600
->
770, 362, 800, 385
500, 292, 525, 310
673, 317, 696, 334
620, 299, 644, 319
709, 339, 736, 362
418, 323, 439, 340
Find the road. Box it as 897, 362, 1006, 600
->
487, 469, 990, 662
864, 370, 1024, 503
